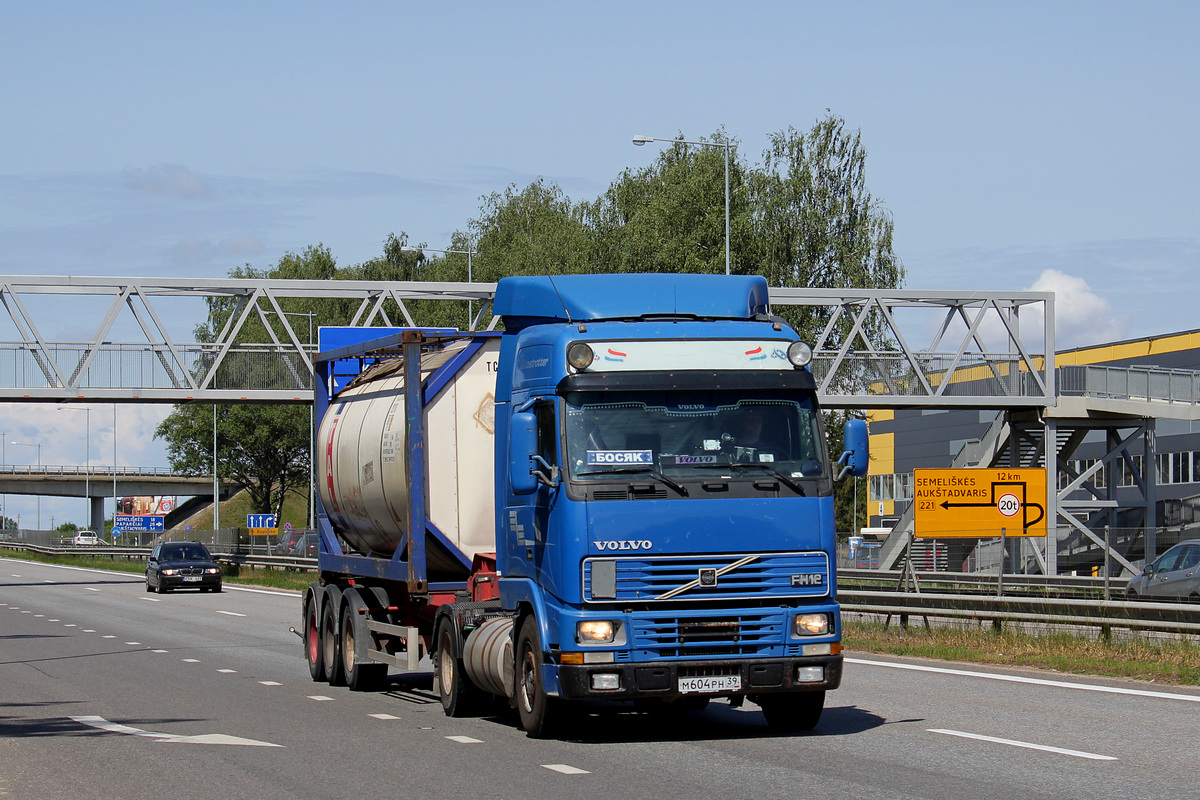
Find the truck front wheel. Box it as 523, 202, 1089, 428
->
304, 595, 326, 682
756, 691, 824, 732
515, 616, 560, 738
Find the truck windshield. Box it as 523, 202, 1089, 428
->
563, 389, 827, 482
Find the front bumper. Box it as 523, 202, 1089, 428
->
159, 574, 222, 591
556, 654, 842, 700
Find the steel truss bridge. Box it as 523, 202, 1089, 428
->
0, 276, 1055, 407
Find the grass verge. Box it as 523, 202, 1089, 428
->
0, 548, 313, 593
844, 619, 1200, 686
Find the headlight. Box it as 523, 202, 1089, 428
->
787, 341, 813, 367
567, 342, 595, 370
576, 620, 616, 644
793, 613, 829, 636
205, 568, 220, 575
160, 569, 178, 576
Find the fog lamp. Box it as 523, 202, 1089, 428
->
591, 673, 621, 691
792, 613, 829, 636
787, 341, 813, 366
567, 343, 595, 370
796, 666, 825, 683
577, 620, 616, 643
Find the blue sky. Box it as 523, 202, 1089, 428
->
1, 1, 1197, 527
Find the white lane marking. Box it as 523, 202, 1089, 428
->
82, 629, 95, 633
49, 619, 59, 622
71, 715, 282, 747
43, 579, 53, 583
224, 585, 299, 597
182, 658, 201, 663
20, 610, 30, 614
848, 657, 1200, 704
217, 669, 237, 674
125, 642, 140, 646
259, 681, 282, 686
445, 735, 482, 744
542, 764, 591, 775
64, 624, 76, 627
152, 650, 168, 654
10, 574, 20, 577
308, 695, 333, 701
929, 729, 1117, 761
34, 614, 44, 618
102, 635, 115, 639
141, 598, 161, 603
85, 587, 100, 592
215, 610, 247, 617
369, 713, 399, 720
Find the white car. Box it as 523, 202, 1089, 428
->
72, 531, 99, 546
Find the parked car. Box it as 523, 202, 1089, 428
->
273, 528, 304, 555
1126, 539, 1200, 601
72, 530, 99, 546
295, 533, 319, 559
146, 541, 222, 593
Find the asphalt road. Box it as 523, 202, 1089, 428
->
2, 558, 1197, 800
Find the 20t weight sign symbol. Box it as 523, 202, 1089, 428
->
996, 493, 1021, 518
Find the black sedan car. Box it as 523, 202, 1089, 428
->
146, 541, 223, 593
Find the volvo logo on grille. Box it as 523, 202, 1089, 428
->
698, 568, 718, 587
790, 573, 824, 587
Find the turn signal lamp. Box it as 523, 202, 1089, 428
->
567, 342, 594, 370
787, 341, 813, 367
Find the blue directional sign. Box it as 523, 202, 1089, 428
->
247, 514, 277, 529
114, 515, 165, 533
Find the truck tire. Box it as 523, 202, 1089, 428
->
436, 623, 482, 716
341, 605, 386, 691
323, 591, 346, 686
756, 691, 824, 732
304, 594, 326, 682
515, 616, 560, 738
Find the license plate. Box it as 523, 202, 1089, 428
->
678, 674, 741, 694
183, 576, 201, 582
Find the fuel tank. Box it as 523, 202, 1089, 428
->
317, 337, 500, 567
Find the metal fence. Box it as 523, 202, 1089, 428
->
1058, 364, 1200, 406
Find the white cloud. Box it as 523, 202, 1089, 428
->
1027, 269, 1128, 350
126, 164, 213, 199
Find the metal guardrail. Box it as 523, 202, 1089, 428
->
0, 542, 315, 572
0, 465, 186, 477
1058, 364, 1200, 407
839, 568, 1130, 595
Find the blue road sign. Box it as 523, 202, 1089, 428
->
114, 515, 165, 533
247, 514, 277, 529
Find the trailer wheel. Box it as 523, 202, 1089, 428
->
515, 616, 560, 738
342, 605, 386, 691
436, 623, 481, 717
756, 691, 824, 733
322, 593, 346, 686
304, 595, 326, 682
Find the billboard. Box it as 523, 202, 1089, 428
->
118, 496, 176, 516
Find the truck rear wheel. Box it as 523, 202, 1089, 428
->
342, 605, 386, 691
304, 595, 326, 682
436, 624, 481, 716
322, 592, 345, 686
757, 691, 824, 732
515, 616, 560, 738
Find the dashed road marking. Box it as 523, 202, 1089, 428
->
49, 619, 59, 622
85, 588, 100, 592
20, 610, 30, 614
217, 669, 237, 674
64, 624, 76, 627
125, 642, 140, 646
34, 614, 44, 618
308, 696, 333, 701
928, 729, 1117, 761
542, 764, 590, 775
369, 713, 399, 720
182, 658, 201, 663
82, 629, 95, 633
43, 579, 53, 583
141, 598, 161, 603
445, 735, 482, 744
215, 610, 246, 617
152, 650, 168, 654
259, 681, 282, 686
102, 635, 115, 639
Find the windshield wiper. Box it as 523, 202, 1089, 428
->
695, 461, 807, 495
581, 466, 689, 497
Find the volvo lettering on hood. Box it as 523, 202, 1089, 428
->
594, 539, 653, 551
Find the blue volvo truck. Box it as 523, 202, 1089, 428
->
301, 273, 868, 737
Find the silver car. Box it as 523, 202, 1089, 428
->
1127, 539, 1200, 601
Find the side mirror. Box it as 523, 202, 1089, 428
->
836, 419, 869, 480
509, 412, 540, 495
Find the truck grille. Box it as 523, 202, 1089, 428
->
583, 551, 829, 603
630, 610, 784, 659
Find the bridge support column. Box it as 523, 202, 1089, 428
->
90, 496, 105, 535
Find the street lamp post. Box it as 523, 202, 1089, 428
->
58, 405, 91, 530
400, 245, 478, 328
633, 134, 733, 276
10, 441, 42, 530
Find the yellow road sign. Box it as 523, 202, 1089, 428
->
913, 468, 1047, 538
249, 527, 279, 537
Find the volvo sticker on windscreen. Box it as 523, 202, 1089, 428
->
587, 449, 654, 466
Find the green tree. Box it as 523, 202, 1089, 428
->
156, 404, 309, 519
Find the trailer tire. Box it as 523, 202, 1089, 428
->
342, 605, 386, 691
304, 594, 326, 682
322, 592, 345, 687
436, 622, 482, 717
515, 616, 560, 738
756, 691, 824, 733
